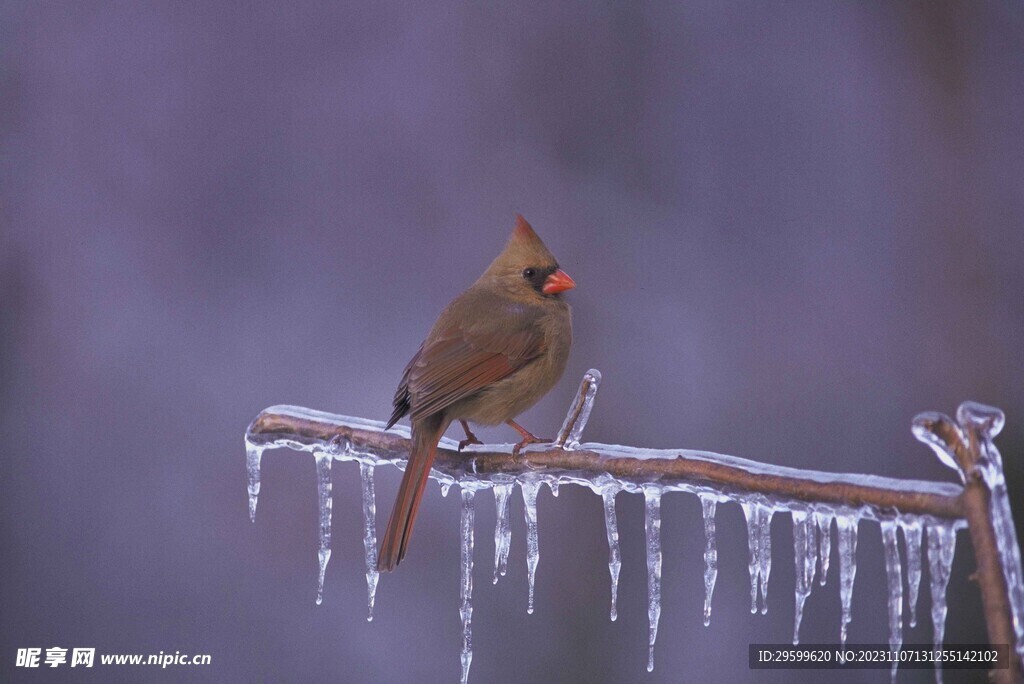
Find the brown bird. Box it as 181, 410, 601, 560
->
377, 215, 575, 571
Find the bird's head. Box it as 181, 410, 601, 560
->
481, 215, 575, 300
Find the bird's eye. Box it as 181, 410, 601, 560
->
522, 268, 536, 279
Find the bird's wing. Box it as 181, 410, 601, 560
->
405, 294, 546, 421
386, 342, 422, 429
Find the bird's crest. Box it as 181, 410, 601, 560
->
485, 215, 557, 274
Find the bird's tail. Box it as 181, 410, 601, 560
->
377, 414, 448, 571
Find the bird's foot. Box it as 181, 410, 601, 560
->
507, 419, 550, 460
458, 436, 484, 452
511, 436, 550, 460
458, 420, 484, 452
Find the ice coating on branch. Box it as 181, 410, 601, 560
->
791, 511, 817, 644
359, 463, 379, 621
459, 487, 476, 684
900, 517, 923, 628
700, 495, 718, 627
248, 404, 964, 502
915, 401, 1022, 659
956, 402, 1024, 659
985, 471, 1024, 660
246, 443, 263, 522
492, 484, 513, 584
837, 513, 859, 647
314, 453, 333, 606
644, 487, 662, 673
602, 485, 622, 621
911, 413, 966, 483
521, 480, 541, 614
555, 369, 601, 450
880, 520, 903, 682
928, 521, 957, 683
741, 500, 774, 614
815, 512, 832, 586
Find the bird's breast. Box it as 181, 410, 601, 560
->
452, 305, 571, 425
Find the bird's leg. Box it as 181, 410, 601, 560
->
458, 420, 484, 452
507, 419, 550, 459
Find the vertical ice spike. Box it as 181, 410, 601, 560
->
359, 462, 379, 621
700, 495, 718, 627
741, 501, 775, 614
758, 505, 774, 615
644, 487, 662, 673
881, 520, 903, 682
459, 487, 476, 684
900, 517, 923, 628
837, 513, 859, 647
555, 369, 601, 450
927, 521, 957, 684
246, 443, 263, 522
742, 502, 759, 614
492, 484, 513, 584
815, 512, 833, 586
314, 452, 333, 606
791, 511, 817, 644
602, 485, 622, 621
521, 480, 541, 614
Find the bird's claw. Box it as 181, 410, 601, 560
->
458, 436, 484, 452
511, 435, 551, 461
457, 420, 484, 452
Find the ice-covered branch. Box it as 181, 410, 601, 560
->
245, 369, 1023, 683
914, 405, 1024, 683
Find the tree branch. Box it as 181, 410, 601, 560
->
245, 369, 1022, 682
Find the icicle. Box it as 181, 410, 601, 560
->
700, 495, 718, 627
757, 505, 773, 615
742, 503, 759, 614
555, 368, 601, 450
900, 517, 923, 628
791, 511, 817, 644
602, 485, 622, 621
927, 521, 957, 684
246, 444, 263, 522
492, 484, 513, 584
314, 452, 333, 606
741, 501, 774, 614
644, 487, 663, 673
459, 487, 476, 684
440, 481, 452, 498
521, 480, 541, 614
815, 512, 832, 586
359, 462, 379, 621
547, 479, 559, 497
881, 520, 903, 682
837, 514, 859, 647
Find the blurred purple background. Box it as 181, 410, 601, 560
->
2, 2, 1023, 682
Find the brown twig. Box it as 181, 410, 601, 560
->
914, 411, 1023, 683
247, 408, 965, 520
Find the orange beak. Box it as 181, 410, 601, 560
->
542, 268, 576, 295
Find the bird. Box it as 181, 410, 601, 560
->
377, 215, 575, 571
